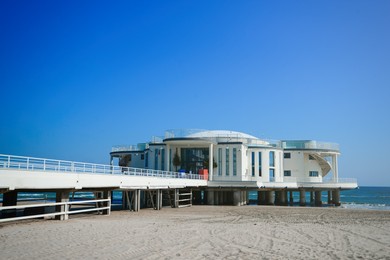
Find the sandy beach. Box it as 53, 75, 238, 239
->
1, 206, 389, 259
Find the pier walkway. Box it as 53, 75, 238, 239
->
0, 154, 207, 222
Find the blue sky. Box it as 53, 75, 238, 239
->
1, 1, 389, 186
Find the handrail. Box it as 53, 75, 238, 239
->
0, 198, 110, 223
0, 154, 204, 180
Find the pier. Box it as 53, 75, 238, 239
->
1, 153, 357, 223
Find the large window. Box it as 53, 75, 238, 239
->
251, 152, 255, 177
284, 170, 291, 176
269, 151, 275, 167
161, 149, 165, 171
218, 148, 222, 176
269, 169, 275, 182
258, 152, 262, 177
145, 153, 148, 168
180, 148, 209, 174
233, 148, 237, 176
309, 171, 319, 177
226, 148, 230, 176
154, 150, 159, 170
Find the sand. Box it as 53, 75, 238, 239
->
1, 206, 389, 259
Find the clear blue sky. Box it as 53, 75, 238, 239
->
1, 1, 389, 186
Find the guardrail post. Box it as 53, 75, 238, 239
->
55, 191, 70, 220
102, 190, 111, 215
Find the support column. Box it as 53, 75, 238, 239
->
279, 190, 287, 205
219, 191, 224, 205
55, 191, 70, 220
265, 191, 274, 205
314, 191, 322, 206
299, 189, 306, 206
2, 191, 18, 218
122, 191, 128, 210
332, 190, 341, 206
233, 191, 241, 206
310, 191, 314, 204
207, 190, 214, 205
103, 190, 111, 215
215, 191, 220, 205
258, 191, 266, 205
209, 143, 213, 181
327, 191, 332, 204
156, 189, 162, 210
3, 190, 17, 206
136, 190, 141, 211
289, 191, 294, 205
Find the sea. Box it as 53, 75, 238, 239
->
1, 186, 389, 211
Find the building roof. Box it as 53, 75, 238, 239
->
187, 130, 259, 140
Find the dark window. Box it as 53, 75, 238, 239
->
141, 154, 144, 160
284, 170, 291, 176
309, 171, 319, 177
284, 153, 291, 159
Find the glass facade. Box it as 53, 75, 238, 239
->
226, 148, 229, 176
258, 152, 262, 177
251, 152, 255, 177
145, 153, 148, 168
233, 148, 237, 176
154, 150, 159, 170
269, 151, 275, 167
218, 148, 222, 176
161, 149, 165, 171
180, 148, 209, 174
269, 168, 275, 182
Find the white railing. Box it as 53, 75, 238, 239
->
0, 199, 110, 223
0, 154, 204, 180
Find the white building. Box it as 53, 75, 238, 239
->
110, 129, 357, 206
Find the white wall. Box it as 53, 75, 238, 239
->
282, 151, 322, 182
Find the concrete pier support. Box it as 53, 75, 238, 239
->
156, 189, 162, 210
289, 191, 294, 205
332, 190, 341, 206
265, 191, 274, 205
299, 189, 306, 206
257, 191, 266, 205
215, 191, 220, 205
279, 190, 287, 206
207, 190, 214, 205
310, 191, 314, 205
327, 191, 332, 204
233, 191, 241, 206
2, 191, 18, 218
133, 190, 141, 211
55, 191, 69, 220
314, 191, 322, 206
3, 190, 17, 206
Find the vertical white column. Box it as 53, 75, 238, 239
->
334, 154, 338, 181
209, 143, 213, 181
166, 144, 170, 172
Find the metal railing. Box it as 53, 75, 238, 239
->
0, 154, 204, 180
0, 199, 110, 223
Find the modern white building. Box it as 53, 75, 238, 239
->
110, 129, 358, 206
